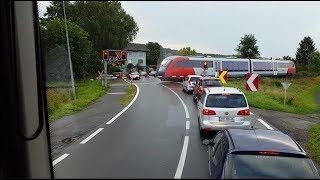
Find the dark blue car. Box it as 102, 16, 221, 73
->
205, 129, 319, 179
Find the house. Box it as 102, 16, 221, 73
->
124, 43, 149, 69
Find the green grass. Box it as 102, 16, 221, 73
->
307, 124, 320, 164
47, 79, 109, 122
120, 84, 137, 107
226, 76, 320, 114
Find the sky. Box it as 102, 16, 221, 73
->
38, 1, 320, 58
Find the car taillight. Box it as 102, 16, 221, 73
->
202, 109, 216, 115
237, 109, 250, 116
259, 151, 279, 156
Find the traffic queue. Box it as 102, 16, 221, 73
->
181, 73, 319, 179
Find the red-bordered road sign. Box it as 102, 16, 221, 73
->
246, 73, 260, 91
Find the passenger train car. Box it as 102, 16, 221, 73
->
157, 56, 296, 81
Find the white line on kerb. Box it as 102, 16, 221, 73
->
80, 128, 104, 144
174, 136, 189, 179
106, 83, 140, 124
257, 118, 274, 130
52, 153, 70, 166
186, 121, 190, 130
161, 84, 190, 119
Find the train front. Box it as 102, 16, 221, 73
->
156, 56, 174, 81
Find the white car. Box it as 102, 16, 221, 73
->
197, 87, 251, 135
149, 70, 157, 77
140, 71, 147, 76
130, 72, 140, 80
182, 75, 202, 93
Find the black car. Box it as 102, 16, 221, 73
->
204, 129, 319, 179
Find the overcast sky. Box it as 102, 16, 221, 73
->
38, 1, 320, 58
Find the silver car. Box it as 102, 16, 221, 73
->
197, 87, 251, 135
182, 75, 202, 93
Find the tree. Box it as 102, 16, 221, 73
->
295, 36, 316, 68
44, 1, 138, 51
146, 42, 161, 66
177, 47, 197, 56
235, 34, 260, 59
41, 18, 97, 79
283, 56, 294, 60
307, 51, 320, 73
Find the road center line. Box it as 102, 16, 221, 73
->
52, 153, 70, 166
257, 118, 274, 130
161, 84, 190, 119
106, 83, 140, 124
186, 121, 190, 130
174, 136, 189, 179
80, 128, 104, 144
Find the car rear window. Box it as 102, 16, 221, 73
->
225, 154, 318, 179
205, 94, 247, 108
203, 79, 222, 87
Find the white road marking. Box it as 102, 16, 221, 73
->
106, 83, 140, 124
161, 84, 190, 119
80, 128, 104, 144
257, 118, 274, 130
108, 92, 126, 95
52, 153, 70, 166
174, 136, 189, 179
186, 121, 190, 130
250, 112, 253, 115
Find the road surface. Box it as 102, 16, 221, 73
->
52, 76, 272, 178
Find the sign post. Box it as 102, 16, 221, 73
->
281, 82, 291, 105
246, 73, 260, 91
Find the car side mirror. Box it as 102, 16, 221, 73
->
202, 139, 214, 146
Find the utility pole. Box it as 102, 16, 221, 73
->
63, 1, 76, 100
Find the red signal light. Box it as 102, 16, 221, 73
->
259, 151, 280, 156
103, 50, 109, 60
121, 51, 127, 60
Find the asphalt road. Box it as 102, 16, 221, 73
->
52, 76, 271, 178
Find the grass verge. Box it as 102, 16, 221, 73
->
120, 84, 137, 107
226, 76, 320, 114
47, 79, 109, 122
307, 124, 320, 164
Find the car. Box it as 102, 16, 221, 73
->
204, 129, 320, 179
197, 87, 251, 134
193, 76, 222, 101
130, 72, 140, 80
113, 72, 122, 78
149, 70, 157, 77
182, 75, 202, 93
140, 71, 147, 76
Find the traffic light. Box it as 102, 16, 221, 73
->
121, 51, 127, 60
203, 61, 208, 69
103, 50, 109, 60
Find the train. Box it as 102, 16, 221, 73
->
157, 56, 296, 81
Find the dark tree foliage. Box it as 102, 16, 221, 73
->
295, 36, 316, 68
235, 34, 260, 59
146, 42, 161, 66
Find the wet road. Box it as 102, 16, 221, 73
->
53, 76, 270, 178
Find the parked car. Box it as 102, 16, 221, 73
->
204, 129, 320, 179
182, 75, 202, 93
197, 87, 251, 134
149, 70, 157, 77
193, 76, 222, 101
113, 72, 122, 78
130, 72, 140, 80
140, 71, 147, 76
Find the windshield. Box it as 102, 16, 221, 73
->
190, 77, 200, 82
206, 94, 247, 108
226, 154, 318, 179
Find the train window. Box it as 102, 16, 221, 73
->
278, 62, 293, 68
221, 61, 248, 72
253, 62, 274, 71
190, 60, 213, 68
174, 61, 192, 68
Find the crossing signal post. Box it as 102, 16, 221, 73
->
202, 61, 208, 76
102, 50, 109, 86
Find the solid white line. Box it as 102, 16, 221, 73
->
106, 83, 140, 124
186, 121, 190, 130
161, 84, 190, 119
174, 136, 189, 179
257, 118, 274, 130
80, 128, 104, 144
108, 92, 126, 95
52, 153, 70, 166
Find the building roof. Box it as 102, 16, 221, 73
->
125, 43, 149, 52
227, 129, 304, 154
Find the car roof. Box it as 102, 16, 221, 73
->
226, 129, 305, 155
200, 76, 219, 80
204, 87, 243, 94
187, 75, 202, 78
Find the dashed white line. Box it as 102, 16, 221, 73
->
186, 121, 190, 130
161, 84, 190, 119
80, 128, 104, 144
257, 118, 274, 130
174, 136, 189, 179
108, 92, 126, 95
52, 153, 70, 166
106, 83, 140, 124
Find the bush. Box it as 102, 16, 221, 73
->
296, 71, 318, 77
